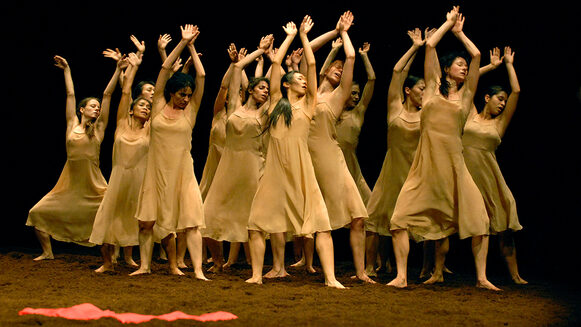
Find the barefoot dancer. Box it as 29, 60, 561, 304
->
246, 17, 345, 289
388, 6, 500, 291
26, 54, 121, 261
202, 35, 273, 272
89, 52, 151, 272
130, 24, 207, 280
464, 46, 527, 284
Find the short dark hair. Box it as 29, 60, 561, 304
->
164, 72, 195, 102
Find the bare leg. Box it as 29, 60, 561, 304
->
499, 232, 527, 284
473, 235, 501, 291
242, 242, 251, 265
201, 237, 208, 263
205, 238, 224, 273
123, 246, 138, 267
112, 245, 120, 264
223, 242, 241, 268
303, 236, 316, 273
351, 218, 375, 283
185, 227, 208, 280
290, 236, 305, 267
95, 244, 114, 273
161, 233, 183, 276
33, 228, 54, 261
176, 231, 188, 269
130, 221, 155, 276
424, 238, 448, 284
315, 231, 345, 289
365, 231, 379, 277
420, 241, 434, 278
246, 230, 266, 284
387, 229, 409, 288
264, 232, 289, 278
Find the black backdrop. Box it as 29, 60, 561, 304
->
3, 1, 580, 281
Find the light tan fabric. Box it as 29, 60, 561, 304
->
336, 110, 371, 204
135, 111, 204, 240
203, 110, 268, 242
26, 130, 107, 246
366, 111, 420, 236
390, 95, 489, 241
308, 102, 368, 230
89, 120, 150, 246
199, 110, 227, 200
247, 105, 331, 236
462, 114, 522, 234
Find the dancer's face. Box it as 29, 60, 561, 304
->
345, 84, 360, 108
325, 62, 343, 87
288, 73, 308, 96
250, 81, 270, 105
407, 80, 426, 107
171, 87, 193, 110
484, 91, 508, 116
80, 99, 101, 119
446, 57, 468, 82
131, 99, 152, 121
141, 84, 155, 102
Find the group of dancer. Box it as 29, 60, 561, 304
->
26, 6, 525, 291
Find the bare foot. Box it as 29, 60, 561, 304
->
263, 268, 290, 279
94, 265, 114, 273
169, 267, 185, 276
222, 262, 235, 270
419, 268, 431, 279
177, 261, 188, 269
305, 266, 317, 274
33, 253, 54, 261
353, 273, 377, 284
423, 273, 444, 285
207, 264, 222, 273
129, 268, 151, 276
476, 279, 502, 291
387, 276, 407, 288
325, 279, 347, 289
512, 275, 528, 285
365, 266, 378, 277
195, 271, 210, 281
290, 257, 305, 268
125, 259, 139, 268
444, 265, 453, 274
245, 276, 263, 285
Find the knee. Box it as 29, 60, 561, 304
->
351, 218, 365, 231
138, 221, 155, 231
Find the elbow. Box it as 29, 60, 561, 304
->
472, 50, 481, 59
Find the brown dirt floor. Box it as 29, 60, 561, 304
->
1, 238, 580, 327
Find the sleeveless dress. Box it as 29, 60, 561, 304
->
202, 110, 268, 242
89, 121, 150, 246
336, 110, 372, 204
199, 109, 227, 200
247, 105, 331, 236
462, 115, 522, 234
135, 111, 204, 240
308, 102, 368, 230
390, 95, 489, 241
26, 129, 107, 246
366, 110, 420, 236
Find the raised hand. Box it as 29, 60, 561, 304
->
446, 6, 460, 24
172, 57, 183, 73
332, 38, 343, 49
259, 34, 274, 51
503, 46, 515, 65
53, 55, 69, 70
130, 35, 145, 53
489, 47, 503, 67
181, 24, 199, 42
127, 52, 142, 67
103, 48, 123, 62
158, 33, 172, 51
300, 15, 314, 35
452, 11, 465, 34
238, 47, 247, 61
291, 48, 303, 65
282, 21, 297, 37
359, 42, 370, 55
408, 28, 424, 47
424, 27, 437, 43
339, 11, 354, 32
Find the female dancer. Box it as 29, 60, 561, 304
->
26, 53, 122, 260
89, 52, 151, 272
364, 27, 427, 277
306, 11, 372, 283
130, 24, 207, 280
202, 35, 273, 272
246, 17, 344, 289
388, 6, 499, 291
335, 41, 375, 204
463, 46, 526, 284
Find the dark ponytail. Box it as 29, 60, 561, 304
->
261, 71, 297, 134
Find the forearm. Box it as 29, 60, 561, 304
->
394, 44, 420, 73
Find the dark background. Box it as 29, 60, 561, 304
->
3, 1, 580, 281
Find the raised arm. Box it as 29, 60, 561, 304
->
497, 46, 520, 137
319, 38, 342, 80
152, 24, 198, 118
300, 15, 317, 117
228, 35, 273, 116
55, 56, 77, 134
298, 13, 342, 74
157, 33, 172, 63
388, 28, 424, 120
451, 12, 481, 116
479, 47, 503, 76
185, 28, 205, 120
117, 52, 142, 124
354, 42, 375, 116
267, 21, 297, 115
329, 11, 356, 118
95, 52, 126, 140
424, 6, 458, 102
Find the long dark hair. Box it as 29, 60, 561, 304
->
164, 72, 195, 102
439, 50, 470, 98
261, 71, 298, 134
477, 84, 506, 113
